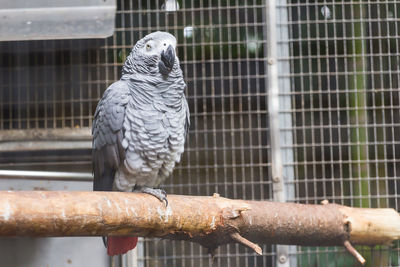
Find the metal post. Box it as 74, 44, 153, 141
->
0, 170, 93, 181
267, 0, 285, 203
266, 0, 296, 266
123, 239, 143, 267
266, 0, 290, 264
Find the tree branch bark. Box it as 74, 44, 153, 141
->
0, 191, 399, 264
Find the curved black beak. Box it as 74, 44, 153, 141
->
158, 45, 175, 75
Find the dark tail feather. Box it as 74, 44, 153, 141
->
107, 236, 138, 256
93, 167, 115, 191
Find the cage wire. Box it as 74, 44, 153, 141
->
0, 0, 399, 266
284, 0, 400, 266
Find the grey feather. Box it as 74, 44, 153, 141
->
92, 31, 189, 193
92, 81, 130, 191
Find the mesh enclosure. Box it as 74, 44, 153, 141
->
0, 0, 399, 266
284, 0, 400, 266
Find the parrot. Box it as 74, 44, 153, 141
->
92, 31, 189, 256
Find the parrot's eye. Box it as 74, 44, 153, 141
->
146, 44, 152, 51
164, 43, 166, 46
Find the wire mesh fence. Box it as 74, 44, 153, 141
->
284, 0, 400, 266
0, 0, 399, 266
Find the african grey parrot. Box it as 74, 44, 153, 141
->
92, 31, 189, 256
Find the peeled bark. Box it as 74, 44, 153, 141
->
0, 191, 399, 264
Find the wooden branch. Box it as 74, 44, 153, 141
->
0, 191, 399, 264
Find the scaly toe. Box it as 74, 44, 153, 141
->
135, 187, 168, 206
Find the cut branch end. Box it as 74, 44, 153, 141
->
344, 240, 366, 265
230, 232, 262, 255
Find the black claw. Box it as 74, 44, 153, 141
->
135, 187, 168, 207
160, 189, 168, 207
160, 189, 167, 196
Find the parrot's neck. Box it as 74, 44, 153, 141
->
123, 72, 185, 90
121, 73, 186, 107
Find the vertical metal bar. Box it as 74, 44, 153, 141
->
218, 0, 227, 202
69, 40, 74, 128
225, 3, 234, 265
7, 46, 12, 129
266, 0, 289, 266
78, 41, 83, 128
34, 41, 39, 129
266, 0, 284, 208
51, 40, 57, 128
180, 1, 191, 265
189, 0, 201, 264
61, 41, 66, 128
43, 42, 48, 129
276, 0, 297, 265
276, 0, 295, 209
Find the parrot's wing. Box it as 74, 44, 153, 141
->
92, 81, 130, 191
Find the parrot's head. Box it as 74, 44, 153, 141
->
122, 31, 179, 77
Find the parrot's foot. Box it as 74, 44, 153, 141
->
135, 186, 168, 206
